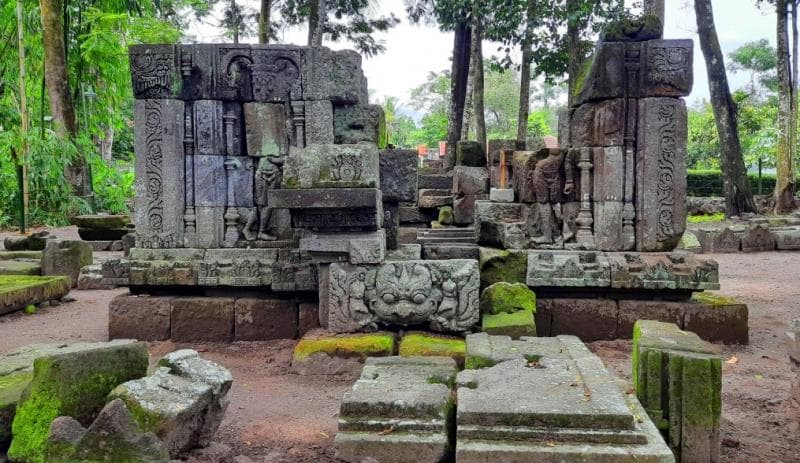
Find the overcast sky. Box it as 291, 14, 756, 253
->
187, 0, 778, 111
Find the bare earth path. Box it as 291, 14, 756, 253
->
0, 247, 798, 462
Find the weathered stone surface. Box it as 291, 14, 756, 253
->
234, 298, 298, 341
171, 297, 234, 342
684, 292, 749, 345
399, 207, 435, 225
456, 141, 487, 167
333, 104, 385, 145
303, 47, 366, 104
282, 143, 379, 189
291, 330, 396, 375
774, 227, 800, 250
304, 100, 335, 144
129, 44, 180, 99
109, 294, 172, 341
479, 282, 536, 315
418, 173, 451, 190
0, 259, 41, 277
77, 264, 109, 290
482, 309, 537, 339
300, 231, 385, 264
601, 14, 663, 42
475, 201, 526, 249
570, 99, 626, 147
422, 244, 480, 260
0, 275, 70, 316
636, 98, 687, 252
379, 150, 418, 203
398, 332, 466, 366
695, 227, 740, 253
617, 300, 688, 339
457, 334, 674, 463
527, 251, 611, 288
740, 224, 776, 252
382, 202, 400, 250
453, 166, 489, 196
538, 298, 619, 341
44, 399, 169, 463
40, 240, 93, 287
479, 248, 527, 289
270, 249, 318, 292
4, 232, 53, 252
335, 356, 457, 463
633, 321, 721, 462
789, 319, 800, 406
71, 214, 131, 230
269, 188, 382, 231
298, 303, 320, 337
327, 260, 480, 333
134, 99, 185, 249
417, 189, 453, 209
110, 350, 232, 458
244, 102, 289, 157
7, 341, 148, 463
453, 194, 486, 225
487, 139, 523, 168
608, 252, 720, 291
193, 100, 226, 155
489, 188, 514, 203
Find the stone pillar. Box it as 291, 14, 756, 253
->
223, 157, 241, 247
183, 105, 197, 248
291, 101, 306, 148
575, 148, 595, 248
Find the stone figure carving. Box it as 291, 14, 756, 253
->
327, 260, 481, 333
527, 150, 575, 246
331, 154, 363, 182
251, 56, 300, 101
243, 155, 283, 241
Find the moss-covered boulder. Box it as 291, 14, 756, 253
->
482, 310, 537, 339
478, 247, 527, 289
399, 332, 466, 367
479, 282, 536, 315
0, 276, 71, 316
7, 341, 148, 463
438, 206, 454, 225
291, 330, 396, 375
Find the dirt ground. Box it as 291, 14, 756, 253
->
1, 227, 798, 462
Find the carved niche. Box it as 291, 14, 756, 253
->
327, 260, 480, 333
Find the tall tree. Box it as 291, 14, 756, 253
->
15, 0, 28, 228
516, 0, 535, 143
259, 0, 274, 43
728, 39, 779, 95
471, 17, 487, 150
775, 0, 798, 212
643, 0, 665, 23
220, 0, 257, 44
40, 0, 90, 199
694, 0, 757, 216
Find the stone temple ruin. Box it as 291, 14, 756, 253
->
89, 19, 748, 463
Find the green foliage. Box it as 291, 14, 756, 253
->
728, 38, 779, 94
686, 169, 799, 196
687, 213, 725, 223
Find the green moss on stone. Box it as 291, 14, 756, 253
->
0, 260, 41, 276
438, 207, 454, 225
0, 251, 42, 261
479, 282, 536, 315
691, 292, 740, 307
292, 332, 396, 362
481, 309, 537, 339
399, 332, 466, 367
464, 354, 496, 371
0, 275, 70, 316
570, 56, 594, 103
478, 248, 527, 289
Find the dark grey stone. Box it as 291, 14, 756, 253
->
453, 194, 487, 225
456, 141, 487, 167
422, 244, 480, 260
129, 44, 180, 99
418, 173, 452, 190
243, 102, 289, 157
193, 100, 225, 155
41, 240, 93, 287
225, 156, 254, 207
304, 100, 335, 144
269, 188, 381, 210
334, 104, 385, 145
303, 48, 366, 104
453, 166, 489, 196
383, 202, 400, 250
569, 99, 625, 147
380, 149, 418, 202
193, 155, 227, 207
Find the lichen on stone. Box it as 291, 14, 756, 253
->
481, 310, 537, 340
292, 331, 396, 362
399, 332, 466, 367
479, 282, 537, 315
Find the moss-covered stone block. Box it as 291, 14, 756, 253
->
0, 251, 42, 261
482, 309, 537, 340
0, 260, 41, 276
478, 247, 527, 289
632, 320, 721, 462
479, 282, 536, 315
0, 371, 34, 447
600, 14, 663, 42
687, 292, 749, 344
291, 330, 396, 375
7, 341, 148, 463
399, 332, 466, 367
70, 214, 131, 230
0, 275, 71, 316
437, 206, 454, 225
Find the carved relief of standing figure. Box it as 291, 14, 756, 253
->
433, 270, 459, 330
528, 150, 575, 245
244, 154, 283, 241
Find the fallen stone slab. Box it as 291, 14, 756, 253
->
291, 330, 396, 375
70, 214, 131, 229
7, 340, 148, 463
456, 334, 674, 463
0, 260, 41, 276
3, 231, 53, 251
633, 320, 722, 463
0, 251, 42, 261
335, 356, 457, 463
0, 275, 71, 316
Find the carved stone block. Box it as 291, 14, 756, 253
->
129, 45, 180, 99
195, 207, 225, 249
569, 99, 625, 147
327, 260, 480, 333
303, 48, 366, 104
192, 100, 225, 155
379, 149, 418, 203
382, 202, 400, 250
193, 156, 227, 207
740, 225, 776, 252
271, 249, 317, 291
134, 99, 185, 249
636, 98, 687, 251
250, 46, 303, 102
695, 227, 740, 253
305, 100, 335, 144
453, 194, 487, 225
198, 249, 277, 286
475, 200, 525, 249
593, 201, 624, 251
244, 103, 289, 157
526, 251, 611, 288
300, 231, 386, 264
282, 144, 379, 189
607, 252, 720, 290
642, 39, 694, 98
225, 156, 254, 207
333, 104, 385, 145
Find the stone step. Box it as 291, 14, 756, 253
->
417, 237, 477, 245
457, 424, 648, 445
422, 244, 480, 260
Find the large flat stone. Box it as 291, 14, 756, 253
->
109, 294, 172, 341
234, 298, 298, 340
244, 102, 289, 157
0, 275, 71, 316
282, 143, 379, 189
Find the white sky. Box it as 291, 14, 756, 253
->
187, 0, 778, 110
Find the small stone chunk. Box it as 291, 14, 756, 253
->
479, 282, 536, 315
482, 310, 537, 339
290, 330, 396, 376
41, 240, 93, 287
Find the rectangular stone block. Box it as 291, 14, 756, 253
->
193, 100, 225, 155
299, 231, 386, 264
538, 298, 619, 341
195, 207, 225, 249
304, 100, 334, 144
774, 227, 800, 250
129, 45, 180, 99
608, 252, 720, 291
250, 46, 304, 102
171, 297, 234, 342
198, 248, 277, 287
334, 104, 385, 145
684, 293, 749, 344
327, 260, 480, 334
269, 187, 381, 210
109, 294, 172, 341
298, 303, 320, 337
303, 48, 365, 104
594, 201, 624, 251
636, 98, 687, 251
570, 99, 625, 147
270, 249, 318, 292
234, 298, 298, 341
418, 173, 451, 190
226, 156, 254, 207
380, 150, 418, 202
134, 99, 185, 249
453, 194, 486, 225
282, 144, 379, 189
526, 251, 611, 288
244, 102, 289, 157
453, 166, 489, 196
593, 146, 625, 201
193, 155, 227, 206
422, 244, 479, 260
695, 227, 740, 253
740, 225, 776, 252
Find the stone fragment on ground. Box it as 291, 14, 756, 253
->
7, 340, 148, 463
41, 240, 93, 287
291, 330, 396, 376
398, 332, 466, 367
77, 264, 113, 290
633, 320, 722, 462
3, 231, 53, 252
109, 350, 233, 458
0, 276, 71, 316
335, 356, 457, 463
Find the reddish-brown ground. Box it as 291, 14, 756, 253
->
1, 227, 798, 462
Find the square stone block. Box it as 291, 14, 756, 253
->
380, 150, 418, 202
305, 100, 335, 144
234, 298, 298, 341
244, 102, 289, 157
539, 298, 619, 341
109, 294, 172, 341
171, 297, 234, 342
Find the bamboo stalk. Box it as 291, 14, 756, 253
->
16, 0, 29, 231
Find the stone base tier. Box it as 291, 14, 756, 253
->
109, 293, 319, 342
534, 292, 748, 344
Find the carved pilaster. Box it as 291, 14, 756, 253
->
223, 110, 237, 156
622, 43, 641, 251
183, 104, 197, 248
223, 157, 241, 247
575, 148, 595, 248
291, 101, 306, 148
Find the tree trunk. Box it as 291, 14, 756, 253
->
776, 0, 797, 212
40, 0, 91, 198
308, 0, 326, 47
643, 0, 665, 24
516, 0, 536, 144
566, 2, 583, 108
99, 124, 114, 161
16, 0, 29, 225
461, 33, 476, 141
259, 0, 272, 44
445, 20, 471, 169
694, 0, 757, 216
472, 21, 487, 153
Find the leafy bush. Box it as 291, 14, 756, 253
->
687, 169, 798, 196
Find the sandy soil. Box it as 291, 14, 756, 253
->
1, 229, 798, 462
